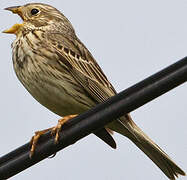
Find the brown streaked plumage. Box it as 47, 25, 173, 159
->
3, 3, 185, 179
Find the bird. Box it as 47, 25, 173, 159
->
3, 3, 185, 179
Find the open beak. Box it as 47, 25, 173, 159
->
3, 6, 24, 35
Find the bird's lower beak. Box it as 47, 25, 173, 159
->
2, 24, 23, 34
3, 6, 24, 35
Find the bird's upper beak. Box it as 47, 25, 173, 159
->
4, 6, 22, 15
3, 6, 24, 35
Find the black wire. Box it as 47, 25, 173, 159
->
0, 57, 187, 179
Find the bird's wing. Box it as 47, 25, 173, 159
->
47, 32, 117, 149
47, 32, 117, 103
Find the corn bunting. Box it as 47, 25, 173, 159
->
3, 3, 185, 179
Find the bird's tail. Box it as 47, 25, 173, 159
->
107, 115, 185, 180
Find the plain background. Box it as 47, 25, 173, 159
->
0, 0, 186, 179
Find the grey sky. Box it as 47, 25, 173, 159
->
0, 0, 186, 179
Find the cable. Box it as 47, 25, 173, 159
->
0, 57, 187, 179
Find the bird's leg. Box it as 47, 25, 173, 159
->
29, 115, 77, 158
51, 114, 77, 144
30, 127, 53, 158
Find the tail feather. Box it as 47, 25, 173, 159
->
107, 115, 185, 180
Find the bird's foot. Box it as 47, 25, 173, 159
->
30, 128, 53, 158
51, 114, 77, 144
29, 115, 77, 158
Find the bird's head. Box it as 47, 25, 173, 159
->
3, 3, 74, 35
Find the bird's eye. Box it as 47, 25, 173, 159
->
31, 8, 39, 15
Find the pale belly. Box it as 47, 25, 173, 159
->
17, 72, 95, 116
